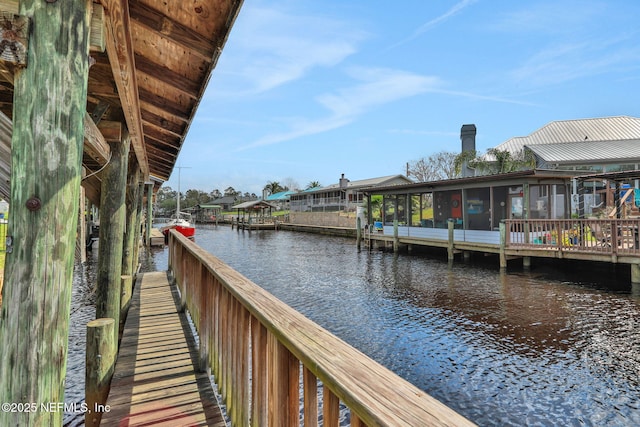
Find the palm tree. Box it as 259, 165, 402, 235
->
264, 181, 284, 196
454, 148, 536, 176
306, 181, 321, 189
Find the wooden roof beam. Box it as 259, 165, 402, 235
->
102, 0, 149, 178
0, 0, 106, 52
83, 112, 112, 165
135, 54, 200, 98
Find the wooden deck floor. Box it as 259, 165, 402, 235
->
100, 272, 226, 426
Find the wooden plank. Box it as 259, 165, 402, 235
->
83, 112, 111, 164
149, 228, 165, 246
128, 1, 218, 62
97, 119, 122, 143
102, 0, 149, 178
303, 367, 318, 427
323, 386, 340, 427
101, 271, 225, 427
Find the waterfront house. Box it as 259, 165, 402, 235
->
486, 116, 640, 216
210, 195, 257, 211
362, 169, 577, 233
265, 190, 296, 211
289, 173, 413, 228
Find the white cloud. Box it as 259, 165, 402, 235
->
392, 0, 479, 48
237, 68, 442, 150
511, 37, 640, 87
490, 1, 605, 35
220, 5, 366, 95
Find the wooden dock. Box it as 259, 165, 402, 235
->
149, 228, 165, 246
100, 272, 225, 426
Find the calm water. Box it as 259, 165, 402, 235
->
66, 224, 640, 426
178, 224, 638, 427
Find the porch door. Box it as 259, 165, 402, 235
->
451, 193, 462, 218
509, 195, 524, 219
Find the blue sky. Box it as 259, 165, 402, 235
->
165, 0, 640, 195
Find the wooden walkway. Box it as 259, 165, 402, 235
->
100, 272, 226, 426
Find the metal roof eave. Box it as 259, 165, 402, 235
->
360, 169, 584, 194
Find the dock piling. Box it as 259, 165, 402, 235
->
85, 318, 116, 427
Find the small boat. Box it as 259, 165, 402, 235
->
161, 166, 195, 240
161, 212, 195, 240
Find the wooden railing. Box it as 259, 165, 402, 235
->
505, 218, 640, 256
168, 230, 476, 427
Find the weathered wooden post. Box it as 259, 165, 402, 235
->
356, 216, 362, 251
121, 161, 141, 324
77, 181, 87, 263
0, 2, 92, 426
96, 133, 130, 342
144, 182, 153, 246
447, 219, 455, 262
393, 219, 399, 252
85, 318, 116, 427
132, 180, 145, 276
499, 221, 507, 269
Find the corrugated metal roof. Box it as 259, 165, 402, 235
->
361, 169, 581, 193
309, 174, 413, 192
528, 140, 640, 164
266, 190, 295, 201
495, 116, 640, 154
231, 200, 278, 210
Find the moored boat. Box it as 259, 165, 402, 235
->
162, 165, 195, 240
161, 212, 195, 239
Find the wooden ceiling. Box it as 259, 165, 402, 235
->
0, 0, 243, 202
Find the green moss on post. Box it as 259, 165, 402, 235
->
85, 318, 116, 427
121, 163, 141, 323
0, 1, 92, 425
96, 135, 130, 343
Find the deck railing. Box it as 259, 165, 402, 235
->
168, 230, 475, 427
505, 218, 640, 256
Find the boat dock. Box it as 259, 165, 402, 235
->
364, 218, 640, 282
149, 228, 166, 247
100, 271, 226, 426
95, 231, 476, 426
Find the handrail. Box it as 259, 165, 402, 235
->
168, 230, 476, 427
504, 218, 640, 256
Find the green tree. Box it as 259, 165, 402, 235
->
224, 186, 239, 197
454, 148, 536, 176
370, 195, 383, 221
264, 181, 284, 195
306, 181, 321, 189
183, 189, 211, 208
157, 186, 177, 216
